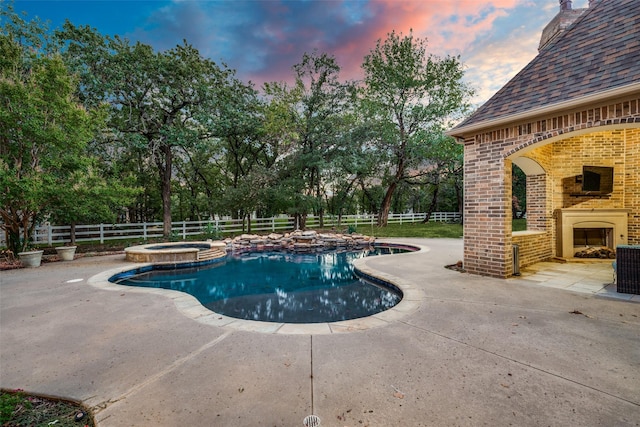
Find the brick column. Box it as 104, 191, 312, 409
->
463, 140, 513, 277
526, 174, 547, 231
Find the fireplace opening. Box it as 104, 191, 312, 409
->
573, 228, 611, 246
573, 227, 615, 258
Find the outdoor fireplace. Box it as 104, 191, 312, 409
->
556, 209, 629, 259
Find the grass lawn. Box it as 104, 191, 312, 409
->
354, 221, 464, 239
512, 218, 527, 231
353, 218, 526, 239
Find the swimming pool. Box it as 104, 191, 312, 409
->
110, 246, 413, 323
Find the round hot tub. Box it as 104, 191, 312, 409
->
125, 241, 226, 263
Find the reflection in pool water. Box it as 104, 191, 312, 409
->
111, 246, 411, 323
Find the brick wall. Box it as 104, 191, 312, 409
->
626, 130, 640, 244
462, 94, 640, 278
512, 231, 551, 268
525, 174, 547, 231
551, 131, 625, 210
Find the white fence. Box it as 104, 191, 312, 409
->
0, 212, 461, 247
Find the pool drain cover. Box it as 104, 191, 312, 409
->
303, 414, 321, 426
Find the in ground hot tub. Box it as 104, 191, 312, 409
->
125, 241, 226, 263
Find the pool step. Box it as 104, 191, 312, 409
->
197, 248, 226, 261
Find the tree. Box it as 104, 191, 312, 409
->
405, 132, 464, 223
360, 30, 472, 226
47, 162, 139, 244
265, 51, 353, 228
0, 10, 105, 253
213, 78, 279, 224
512, 165, 526, 219
60, 23, 234, 237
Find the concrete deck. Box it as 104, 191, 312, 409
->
1, 238, 638, 426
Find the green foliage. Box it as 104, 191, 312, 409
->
0, 9, 109, 253
512, 165, 527, 219
47, 163, 140, 231
359, 30, 473, 225
263, 51, 355, 220
1, 6, 477, 235
59, 23, 236, 236
203, 222, 222, 240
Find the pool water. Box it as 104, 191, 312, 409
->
111, 246, 411, 323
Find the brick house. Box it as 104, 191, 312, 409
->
447, 0, 640, 278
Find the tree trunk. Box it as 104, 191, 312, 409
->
378, 181, 397, 227
0, 208, 23, 254
378, 145, 406, 226
158, 145, 173, 238
70, 222, 77, 245
455, 180, 463, 224
292, 213, 307, 230
422, 183, 439, 224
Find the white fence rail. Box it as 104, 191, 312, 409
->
0, 212, 461, 247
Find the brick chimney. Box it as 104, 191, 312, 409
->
538, 0, 587, 51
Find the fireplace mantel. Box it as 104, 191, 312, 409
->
556, 208, 630, 259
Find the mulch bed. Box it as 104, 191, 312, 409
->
0, 390, 94, 426
445, 260, 465, 272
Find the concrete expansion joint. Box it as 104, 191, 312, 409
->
90, 332, 233, 418
309, 335, 315, 416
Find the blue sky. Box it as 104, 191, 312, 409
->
8, 0, 591, 105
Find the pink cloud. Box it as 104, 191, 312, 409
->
320, 0, 526, 85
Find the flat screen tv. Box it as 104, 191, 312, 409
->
582, 165, 613, 194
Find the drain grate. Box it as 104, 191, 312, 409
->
303, 414, 321, 427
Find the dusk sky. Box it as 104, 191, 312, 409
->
10, 0, 590, 106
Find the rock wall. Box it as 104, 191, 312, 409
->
226, 230, 375, 252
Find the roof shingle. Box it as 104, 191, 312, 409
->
451, 0, 640, 133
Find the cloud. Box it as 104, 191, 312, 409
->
123, 0, 575, 99
461, 0, 592, 105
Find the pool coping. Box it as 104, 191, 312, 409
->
87, 244, 428, 335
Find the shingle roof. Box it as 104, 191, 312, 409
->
450, 0, 640, 134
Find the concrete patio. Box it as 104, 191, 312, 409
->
1, 238, 638, 426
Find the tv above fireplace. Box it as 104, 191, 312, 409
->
582, 165, 613, 194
